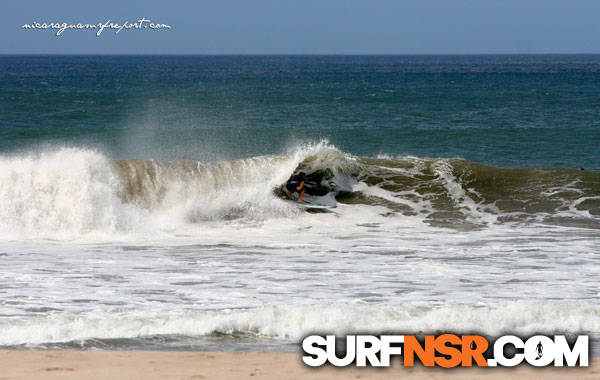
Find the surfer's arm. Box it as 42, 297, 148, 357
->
296, 181, 305, 191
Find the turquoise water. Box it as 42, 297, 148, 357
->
1, 55, 599, 168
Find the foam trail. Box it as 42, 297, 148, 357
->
431, 160, 499, 225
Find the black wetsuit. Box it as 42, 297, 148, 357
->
286, 175, 304, 193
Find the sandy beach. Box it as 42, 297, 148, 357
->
0, 350, 596, 380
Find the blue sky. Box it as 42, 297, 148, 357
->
2, 0, 600, 54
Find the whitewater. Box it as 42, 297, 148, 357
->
0, 143, 598, 352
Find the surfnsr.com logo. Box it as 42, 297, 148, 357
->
302, 334, 588, 367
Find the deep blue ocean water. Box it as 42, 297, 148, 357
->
1, 54, 599, 169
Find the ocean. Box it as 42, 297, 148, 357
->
0, 55, 598, 352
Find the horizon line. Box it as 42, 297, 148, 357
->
2, 53, 600, 56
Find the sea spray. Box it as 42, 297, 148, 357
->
0, 148, 139, 238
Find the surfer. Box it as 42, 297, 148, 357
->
282, 172, 307, 204
535, 341, 543, 360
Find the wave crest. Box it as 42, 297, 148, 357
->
0, 144, 598, 239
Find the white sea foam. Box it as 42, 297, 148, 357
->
0, 148, 143, 239
1, 302, 598, 346
431, 160, 499, 225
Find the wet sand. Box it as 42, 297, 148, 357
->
0, 350, 597, 380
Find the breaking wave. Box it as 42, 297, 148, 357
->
0, 143, 598, 239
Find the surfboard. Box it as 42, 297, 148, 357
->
296, 202, 334, 209
281, 197, 336, 209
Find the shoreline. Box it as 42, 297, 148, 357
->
0, 350, 597, 380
